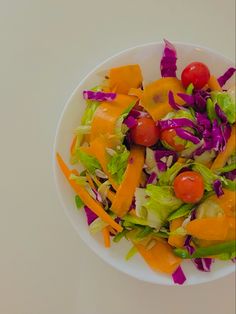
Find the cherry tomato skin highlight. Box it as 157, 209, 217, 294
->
130, 117, 160, 147
181, 62, 210, 89
173, 171, 204, 203
161, 129, 185, 152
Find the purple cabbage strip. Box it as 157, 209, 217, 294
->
224, 169, 236, 181
157, 161, 167, 172
84, 206, 98, 225
146, 172, 157, 185
193, 258, 214, 272
154, 149, 178, 171
175, 128, 201, 144
168, 91, 182, 110
177, 93, 195, 106
212, 119, 225, 152
83, 90, 116, 102
123, 116, 138, 129
129, 109, 149, 119
160, 39, 177, 78
92, 188, 103, 203
172, 266, 186, 285
213, 179, 224, 197
215, 104, 228, 123
217, 67, 236, 87
232, 257, 236, 263
158, 118, 196, 131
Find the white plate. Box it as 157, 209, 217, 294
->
53, 42, 235, 285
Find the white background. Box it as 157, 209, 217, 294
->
0, 0, 235, 313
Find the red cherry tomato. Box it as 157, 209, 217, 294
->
173, 171, 204, 203
130, 117, 160, 146
181, 62, 210, 89
161, 129, 185, 152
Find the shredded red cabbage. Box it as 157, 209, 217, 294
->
184, 233, 214, 272
129, 109, 149, 119
175, 128, 201, 144
232, 257, 236, 263
154, 149, 178, 171
146, 172, 157, 185
84, 206, 98, 225
217, 67, 236, 87
92, 188, 103, 203
224, 169, 236, 181
83, 90, 116, 101
168, 91, 182, 110
213, 179, 224, 197
193, 258, 214, 272
172, 266, 186, 285
215, 104, 228, 123
158, 118, 196, 131
123, 116, 138, 129
160, 39, 177, 78
177, 93, 195, 106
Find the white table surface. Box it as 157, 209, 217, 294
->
0, 0, 235, 313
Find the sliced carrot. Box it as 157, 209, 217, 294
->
168, 217, 186, 248
225, 217, 236, 241
211, 189, 236, 217
90, 94, 137, 145
135, 239, 182, 274
128, 88, 144, 99
70, 135, 77, 154
102, 226, 111, 248
211, 124, 236, 171
141, 78, 185, 121
111, 146, 145, 217
207, 75, 222, 91
109, 65, 143, 94
186, 217, 229, 241
56, 153, 122, 232
86, 173, 96, 190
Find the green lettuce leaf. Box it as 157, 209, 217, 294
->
107, 145, 129, 184
78, 149, 101, 174
192, 163, 222, 191
211, 91, 236, 124
115, 103, 135, 139
135, 185, 183, 230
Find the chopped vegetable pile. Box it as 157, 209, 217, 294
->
57, 40, 236, 285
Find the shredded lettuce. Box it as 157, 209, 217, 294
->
78, 149, 101, 174
69, 173, 87, 186
70, 86, 101, 164
75, 195, 84, 209
158, 162, 187, 186
192, 163, 222, 191
135, 185, 182, 230
115, 104, 135, 139
211, 91, 236, 124
107, 145, 129, 184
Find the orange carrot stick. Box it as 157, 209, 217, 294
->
102, 226, 111, 248
211, 125, 236, 171
207, 75, 222, 91
56, 153, 122, 232
186, 217, 229, 241
111, 145, 145, 217
168, 217, 186, 248
135, 240, 182, 274
86, 173, 96, 190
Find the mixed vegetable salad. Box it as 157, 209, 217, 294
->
57, 40, 236, 284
